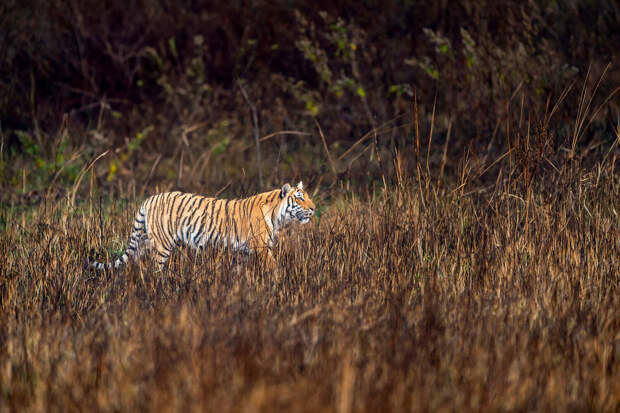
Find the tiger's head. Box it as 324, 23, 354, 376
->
279, 181, 315, 224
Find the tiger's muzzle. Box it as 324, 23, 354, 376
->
297, 207, 314, 223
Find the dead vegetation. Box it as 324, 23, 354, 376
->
1, 118, 618, 411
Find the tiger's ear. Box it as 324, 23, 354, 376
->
280, 183, 292, 199
296, 181, 303, 190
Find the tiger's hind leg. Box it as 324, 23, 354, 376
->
153, 247, 172, 270
117, 207, 150, 267
145, 235, 172, 269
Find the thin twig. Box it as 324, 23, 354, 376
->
140, 154, 162, 197
438, 117, 452, 188
70, 150, 110, 207
258, 130, 311, 142
314, 118, 338, 176
426, 91, 437, 179
337, 114, 408, 161
237, 80, 263, 189
214, 180, 232, 197
571, 63, 612, 158
451, 148, 513, 195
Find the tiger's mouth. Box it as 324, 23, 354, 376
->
296, 210, 313, 223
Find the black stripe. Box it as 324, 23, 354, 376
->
140, 203, 149, 234
187, 197, 208, 237
190, 197, 208, 226
194, 196, 207, 215
162, 233, 173, 250
206, 200, 223, 238
199, 200, 213, 239
242, 197, 251, 215
192, 220, 205, 245
167, 193, 182, 237
217, 200, 231, 244
175, 194, 194, 226
206, 211, 220, 245
153, 225, 172, 250
178, 198, 199, 237
156, 249, 170, 258
206, 229, 215, 246
179, 215, 191, 233
176, 196, 196, 243
223, 199, 231, 218
185, 214, 200, 244
164, 194, 175, 240
232, 200, 240, 242
153, 199, 166, 249
184, 195, 200, 215
206, 201, 221, 245
248, 196, 258, 215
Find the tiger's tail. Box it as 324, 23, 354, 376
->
88, 205, 148, 270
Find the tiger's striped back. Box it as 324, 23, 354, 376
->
88, 182, 315, 270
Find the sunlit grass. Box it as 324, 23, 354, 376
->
1, 135, 618, 411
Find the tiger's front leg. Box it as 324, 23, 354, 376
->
148, 235, 172, 269
247, 238, 277, 271
262, 248, 277, 271
246, 215, 278, 271
247, 243, 276, 270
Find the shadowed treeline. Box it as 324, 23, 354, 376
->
1, 0, 618, 198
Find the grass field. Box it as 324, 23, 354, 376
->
1, 116, 619, 411
1, 1, 619, 410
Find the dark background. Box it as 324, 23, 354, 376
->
1, 0, 619, 197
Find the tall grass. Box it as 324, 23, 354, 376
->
1, 116, 618, 411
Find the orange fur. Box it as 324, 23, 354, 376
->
89, 182, 315, 270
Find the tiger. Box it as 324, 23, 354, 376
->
88, 181, 315, 270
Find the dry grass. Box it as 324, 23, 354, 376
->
2, 3, 618, 410
1, 135, 618, 412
